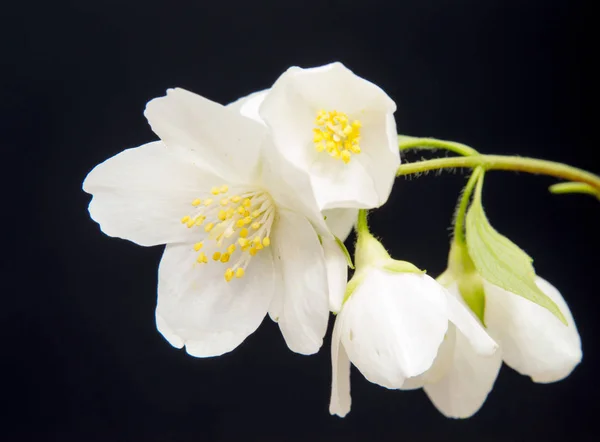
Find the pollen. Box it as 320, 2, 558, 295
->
313, 110, 361, 164
181, 184, 276, 283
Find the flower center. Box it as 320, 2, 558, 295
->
180, 184, 274, 282
313, 109, 362, 164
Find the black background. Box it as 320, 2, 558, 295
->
2, 1, 597, 441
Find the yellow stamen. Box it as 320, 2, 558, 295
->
239, 228, 249, 238
227, 244, 236, 255
196, 252, 208, 264
193, 242, 204, 251
205, 222, 214, 232
181, 216, 191, 224
224, 268, 234, 282
251, 222, 261, 230
313, 110, 361, 163
203, 198, 213, 206
220, 253, 230, 263
220, 185, 229, 193
212, 252, 221, 261
235, 268, 245, 278
211, 187, 220, 195
191, 199, 201, 207
262, 237, 271, 247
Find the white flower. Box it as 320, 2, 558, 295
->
83, 88, 340, 357
227, 92, 355, 315
329, 264, 498, 417
229, 62, 400, 211
424, 276, 582, 418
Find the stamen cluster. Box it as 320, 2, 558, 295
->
180, 184, 273, 281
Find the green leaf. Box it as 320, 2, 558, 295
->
334, 235, 354, 269
466, 177, 567, 325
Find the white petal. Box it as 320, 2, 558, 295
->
322, 237, 348, 314
353, 111, 400, 207
83, 141, 219, 247
323, 208, 357, 241
156, 243, 275, 357
484, 277, 582, 383
144, 88, 266, 184
259, 62, 398, 210
260, 143, 330, 237
310, 161, 379, 210
227, 89, 268, 125
340, 270, 449, 389
445, 284, 498, 356
267, 273, 283, 323
329, 314, 352, 417
271, 209, 329, 355
400, 324, 458, 391
424, 325, 503, 418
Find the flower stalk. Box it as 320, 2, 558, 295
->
396, 153, 600, 192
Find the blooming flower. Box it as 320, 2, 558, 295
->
227, 90, 358, 244
229, 62, 400, 211
424, 275, 582, 418
83, 88, 345, 357
329, 229, 498, 417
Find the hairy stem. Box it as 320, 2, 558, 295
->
396, 155, 600, 191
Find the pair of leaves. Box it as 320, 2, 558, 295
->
465, 175, 567, 325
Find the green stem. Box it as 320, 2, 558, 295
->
356, 209, 369, 235
398, 136, 479, 156
549, 182, 599, 199
396, 155, 600, 192
454, 168, 484, 245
